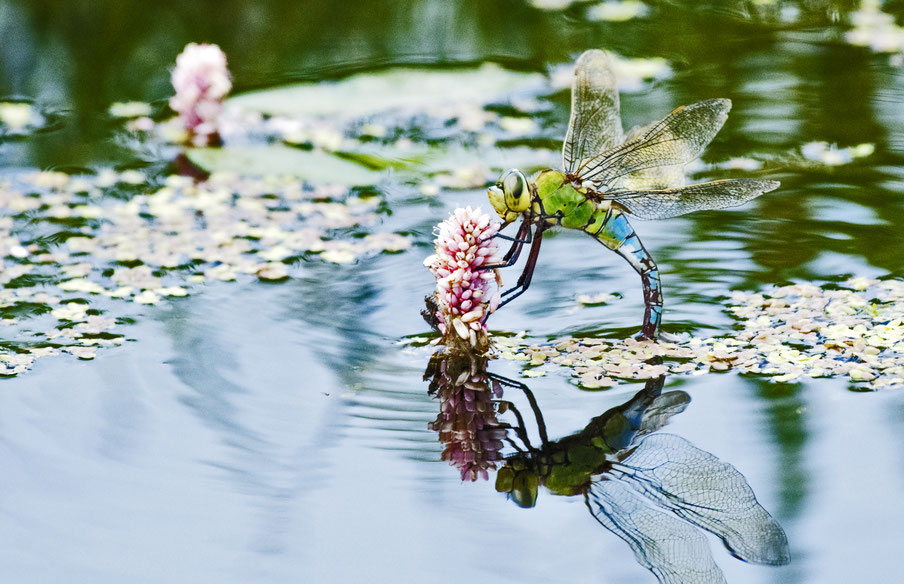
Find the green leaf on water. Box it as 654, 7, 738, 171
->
418, 144, 558, 176
334, 148, 430, 171
0, 302, 53, 320
185, 145, 381, 185
227, 64, 546, 119
337, 143, 557, 177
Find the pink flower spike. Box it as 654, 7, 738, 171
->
425, 207, 502, 350
489, 291, 502, 313
170, 43, 232, 146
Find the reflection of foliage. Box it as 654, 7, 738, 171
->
425, 350, 506, 481
750, 379, 809, 520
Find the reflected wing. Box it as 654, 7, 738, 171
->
606, 179, 779, 220
639, 391, 691, 435
577, 99, 731, 189
612, 434, 791, 566
587, 480, 726, 584
562, 50, 623, 175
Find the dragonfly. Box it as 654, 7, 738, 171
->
485, 49, 779, 339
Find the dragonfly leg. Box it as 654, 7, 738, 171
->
489, 372, 549, 445
477, 220, 532, 270
496, 225, 545, 308
591, 213, 663, 339
493, 231, 532, 244
481, 224, 545, 325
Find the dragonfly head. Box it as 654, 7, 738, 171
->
488, 169, 530, 222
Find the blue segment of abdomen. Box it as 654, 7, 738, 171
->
588, 209, 663, 338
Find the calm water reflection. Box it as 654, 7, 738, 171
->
0, 276, 901, 582
2, 1, 904, 583
426, 349, 790, 583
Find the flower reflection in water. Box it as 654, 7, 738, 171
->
425, 349, 790, 584
424, 350, 506, 481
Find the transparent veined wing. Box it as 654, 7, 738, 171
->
615, 164, 687, 191
562, 50, 624, 175
605, 179, 780, 220
617, 121, 686, 190
610, 434, 792, 566
587, 479, 727, 584
577, 99, 731, 189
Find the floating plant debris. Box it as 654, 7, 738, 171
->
687, 141, 876, 177
0, 167, 409, 376
109, 101, 154, 119
799, 141, 876, 166
576, 292, 619, 306
846, 0, 904, 63
496, 278, 904, 390
0, 101, 49, 136
586, 1, 650, 22
527, 0, 583, 10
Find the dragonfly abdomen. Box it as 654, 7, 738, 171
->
585, 208, 664, 338
582, 203, 629, 248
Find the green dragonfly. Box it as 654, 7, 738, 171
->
485, 50, 779, 339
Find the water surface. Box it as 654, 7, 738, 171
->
2, 1, 904, 583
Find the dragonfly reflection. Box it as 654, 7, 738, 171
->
425, 351, 790, 584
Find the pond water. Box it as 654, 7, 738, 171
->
2, 1, 904, 583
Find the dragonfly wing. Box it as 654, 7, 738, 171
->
562, 50, 624, 175
587, 479, 726, 584
612, 434, 791, 566
578, 99, 731, 189
606, 178, 780, 220
616, 122, 686, 190
615, 164, 686, 191
623, 120, 656, 143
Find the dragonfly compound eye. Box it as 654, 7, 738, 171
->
503, 170, 530, 213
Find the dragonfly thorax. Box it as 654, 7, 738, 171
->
488, 169, 531, 222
